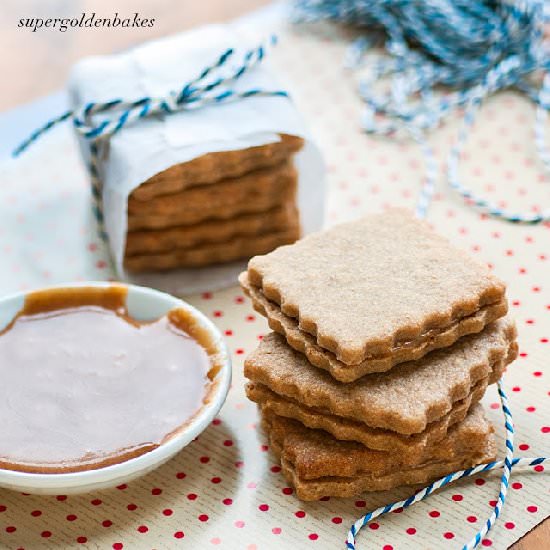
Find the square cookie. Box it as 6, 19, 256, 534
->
243, 209, 507, 381
244, 318, 517, 435
265, 405, 496, 500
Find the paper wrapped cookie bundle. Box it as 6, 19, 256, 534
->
240, 209, 517, 500
69, 24, 324, 291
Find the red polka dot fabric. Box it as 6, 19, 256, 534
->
0, 17, 548, 550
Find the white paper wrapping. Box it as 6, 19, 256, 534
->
68, 22, 325, 293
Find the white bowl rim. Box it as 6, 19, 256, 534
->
0, 281, 232, 490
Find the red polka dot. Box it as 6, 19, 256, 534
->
6, 526, 16, 533
369, 522, 379, 530
527, 505, 538, 513
223, 439, 233, 447
319, 496, 330, 501
355, 500, 366, 508
31, 510, 42, 517
332, 517, 342, 524
259, 504, 269, 512
224, 330, 233, 336
270, 465, 281, 473
41, 531, 52, 538
443, 532, 454, 539
200, 456, 210, 464
174, 531, 185, 539
309, 533, 318, 541
102, 520, 112, 527
534, 465, 545, 472
295, 510, 306, 518
176, 472, 186, 479
526, 406, 536, 412
0, 505, 5, 512
512, 386, 521, 392
533, 371, 542, 377
67, 514, 77, 521
163, 509, 173, 516
187, 493, 197, 501
198, 514, 209, 522
467, 516, 477, 523
116, 484, 127, 490
542, 426, 550, 433
452, 494, 463, 501
201, 292, 212, 299
489, 500, 497, 507
127, 504, 137, 511
113, 544, 123, 550
77, 537, 87, 544
211, 477, 222, 484
223, 498, 233, 506
406, 527, 416, 535
475, 478, 486, 486
512, 482, 523, 490
272, 527, 282, 535
383, 546, 393, 550
91, 499, 102, 506
137, 525, 148, 533
213, 310, 223, 317
482, 539, 492, 546
56, 495, 67, 501
505, 522, 515, 529
429, 510, 440, 518
282, 487, 293, 495
235, 348, 244, 355
519, 443, 530, 451
151, 488, 162, 495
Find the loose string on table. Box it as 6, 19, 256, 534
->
12, 35, 289, 241
294, 0, 550, 223
293, 1, 549, 548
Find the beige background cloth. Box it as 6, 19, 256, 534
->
0, 17, 548, 550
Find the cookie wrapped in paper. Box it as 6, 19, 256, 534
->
68, 23, 324, 292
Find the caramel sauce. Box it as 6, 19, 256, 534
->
0, 286, 223, 474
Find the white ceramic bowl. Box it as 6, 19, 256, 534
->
0, 282, 231, 494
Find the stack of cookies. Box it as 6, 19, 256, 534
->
124, 134, 304, 272
240, 209, 517, 500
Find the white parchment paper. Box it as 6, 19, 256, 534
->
68, 22, 325, 293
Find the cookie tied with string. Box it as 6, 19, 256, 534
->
241, 208, 508, 381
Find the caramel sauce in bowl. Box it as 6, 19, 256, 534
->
0, 282, 231, 494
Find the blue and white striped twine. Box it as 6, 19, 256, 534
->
12, 36, 288, 240
292, 1, 549, 548
12, 7, 550, 548
295, 0, 550, 223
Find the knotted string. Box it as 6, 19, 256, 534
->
12, 36, 289, 241
293, 1, 549, 548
